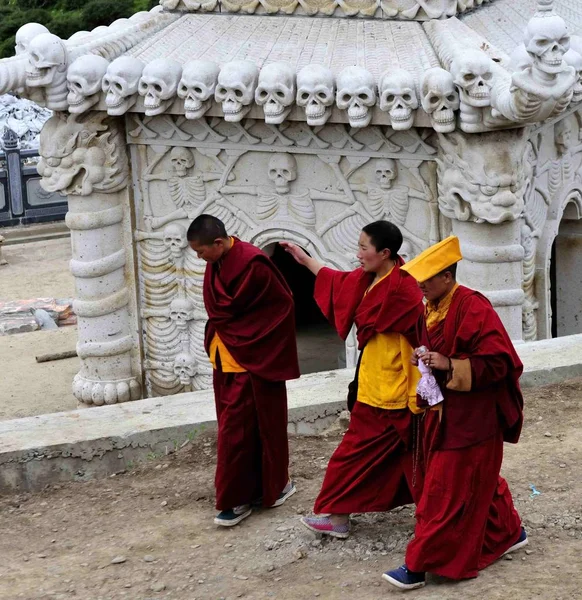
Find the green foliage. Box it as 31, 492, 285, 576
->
82, 0, 133, 29
0, 0, 159, 58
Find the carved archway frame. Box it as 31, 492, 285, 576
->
535, 184, 582, 339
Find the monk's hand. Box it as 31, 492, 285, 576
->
280, 241, 310, 265
420, 351, 450, 371
411, 349, 421, 366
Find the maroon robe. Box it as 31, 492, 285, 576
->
312, 262, 425, 514
203, 240, 300, 509
405, 286, 523, 579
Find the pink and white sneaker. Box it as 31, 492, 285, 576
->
300, 515, 350, 539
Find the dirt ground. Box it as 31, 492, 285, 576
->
0, 238, 74, 301
0, 380, 581, 600
0, 237, 78, 419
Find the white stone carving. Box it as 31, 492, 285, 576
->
564, 50, 582, 104
437, 130, 527, 225
255, 62, 296, 125
421, 67, 459, 133
492, 4, 576, 123
15, 23, 49, 55
39, 113, 140, 405
268, 152, 297, 194
296, 64, 335, 127
173, 352, 198, 386
163, 223, 189, 261
378, 69, 419, 131
66, 55, 109, 114
138, 58, 182, 117
142, 146, 228, 229
215, 60, 259, 123
103, 56, 145, 116
451, 49, 494, 109
25, 33, 69, 110
178, 60, 220, 120
169, 296, 196, 330
336, 66, 376, 129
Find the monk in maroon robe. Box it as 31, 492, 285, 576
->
383, 236, 527, 591
187, 215, 300, 527
282, 220, 425, 539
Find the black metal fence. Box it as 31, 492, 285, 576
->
0, 128, 67, 228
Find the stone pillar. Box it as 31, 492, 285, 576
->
38, 112, 141, 405
436, 129, 528, 341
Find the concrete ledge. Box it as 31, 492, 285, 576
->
1, 334, 581, 492
0, 369, 351, 493
517, 334, 582, 387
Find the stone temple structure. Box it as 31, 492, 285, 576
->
1, 0, 581, 405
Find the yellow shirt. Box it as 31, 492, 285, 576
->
356, 270, 422, 414
209, 334, 246, 373
208, 237, 246, 373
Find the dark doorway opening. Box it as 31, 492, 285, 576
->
267, 243, 346, 374
549, 204, 582, 337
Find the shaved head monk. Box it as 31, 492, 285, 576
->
282, 221, 425, 539
187, 215, 300, 527
382, 236, 527, 591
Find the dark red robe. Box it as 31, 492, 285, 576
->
314, 258, 423, 349
203, 240, 300, 510
312, 262, 425, 514
405, 286, 523, 579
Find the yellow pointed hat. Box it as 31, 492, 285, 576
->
400, 236, 462, 283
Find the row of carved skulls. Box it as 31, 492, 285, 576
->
19, 8, 582, 132
62, 56, 465, 132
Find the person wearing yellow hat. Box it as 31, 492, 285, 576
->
382, 236, 527, 590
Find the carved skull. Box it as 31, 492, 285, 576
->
102, 56, 145, 116
421, 68, 460, 133
215, 60, 259, 122
173, 353, 197, 385
169, 298, 195, 331
170, 147, 194, 177
139, 59, 182, 117
336, 66, 376, 128
26, 33, 68, 88
66, 55, 109, 114
296, 64, 335, 127
451, 50, 494, 108
379, 69, 419, 131
178, 60, 220, 120
524, 14, 570, 75
564, 49, 582, 102
15, 23, 49, 55
374, 159, 397, 190
268, 153, 297, 194
68, 31, 91, 43
163, 223, 188, 259
255, 62, 296, 125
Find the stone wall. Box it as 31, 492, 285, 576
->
128, 115, 439, 396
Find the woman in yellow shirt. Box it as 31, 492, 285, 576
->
282, 220, 424, 538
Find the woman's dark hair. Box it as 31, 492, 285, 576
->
361, 220, 403, 259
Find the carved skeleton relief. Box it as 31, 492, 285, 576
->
131, 117, 437, 395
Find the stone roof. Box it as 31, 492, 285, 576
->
1, 0, 581, 133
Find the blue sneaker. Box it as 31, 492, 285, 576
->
382, 565, 426, 590
214, 504, 252, 527
503, 527, 528, 555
